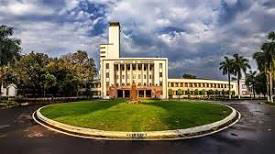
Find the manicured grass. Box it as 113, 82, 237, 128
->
40, 99, 232, 132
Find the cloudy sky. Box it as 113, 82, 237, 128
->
1, 0, 275, 79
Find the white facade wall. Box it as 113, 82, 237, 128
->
1, 84, 17, 97
167, 78, 250, 98
100, 58, 168, 99
108, 23, 120, 59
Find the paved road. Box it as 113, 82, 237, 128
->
0, 100, 275, 154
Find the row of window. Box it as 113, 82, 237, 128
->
171, 89, 234, 95
106, 72, 163, 79
105, 63, 163, 71
106, 81, 163, 87
168, 82, 233, 89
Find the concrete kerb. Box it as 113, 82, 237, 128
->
33, 104, 241, 141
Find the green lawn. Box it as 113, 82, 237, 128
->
40, 99, 232, 132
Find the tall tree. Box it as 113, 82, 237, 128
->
13, 51, 49, 97
61, 50, 97, 96
0, 25, 21, 97
233, 54, 251, 99
219, 56, 235, 99
255, 73, 267, 97
245, 70, 257, 98
253, 31, 275, 103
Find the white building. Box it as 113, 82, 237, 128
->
1, 84, 17, 97
99, 22, 168, 99
93, 21, 251, 99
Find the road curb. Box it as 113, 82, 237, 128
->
33, 104, 241, 141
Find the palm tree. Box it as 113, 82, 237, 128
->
219, 56, 235, 99
253, 31, 275, 103
245, 70, 257, 98
233, 54, 251, 99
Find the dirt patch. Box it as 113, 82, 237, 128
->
24, 125, 56, 138
14, 113, 33, 124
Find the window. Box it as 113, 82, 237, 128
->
202, 83, 205, 87
159, 63, 163, 69
138, 74, 141, 79
144, 75, 146, 79
106, 72, 109, 78
122, 75, 125, 79
106, 82, 109, 87
194, 83, 197, 87
207, 83, 209, 87
198, 83, 201, 87
149, 75, 152, 79
180, 83, 183, 87
160, 81, 163, 86
189, 83, 193, 87
106, 63, 109, 69
159, 72, 163, 78
185, 83, 188, 87
171, 83, 174, 87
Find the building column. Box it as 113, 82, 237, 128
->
147, 63, 150, 86
130, 63, 133, 85
141, 63, 144, 86
118, 63, 121, 86
124, 64, 127, 85
152, 64, 154, 86
144, 90, 146, 98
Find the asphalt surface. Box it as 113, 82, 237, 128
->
0, 100, 275, 154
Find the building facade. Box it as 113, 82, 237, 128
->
93, 22, 251, 99
1, 84, 17, 97
99, 22, 168, 99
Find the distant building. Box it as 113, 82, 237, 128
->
1, 84, 17, 97
90, 22, 252, 99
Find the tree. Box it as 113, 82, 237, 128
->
215, 90, 220, 97
61, 50, 97, 96
0, 25, 21, 97
245, 70, 257, 98
194, 89, 199, 98
182, 73, 197, 79
168, 89, 173, 99
253, 31, 275, 103
255, 73, 267, 96
219, 56, 235, 99
186, 89, 191, 99
207, 89, 214, 98
43, 73, 56, 97
13, 51, 49, 97
177, 89, 183, 99
200, 89, 206, 97
233, 53, 251, 99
